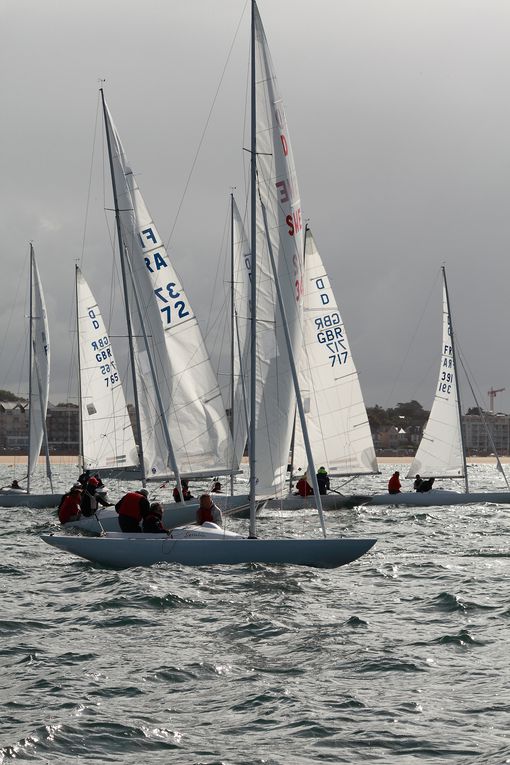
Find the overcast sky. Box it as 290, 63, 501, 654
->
2, 0, 510, 414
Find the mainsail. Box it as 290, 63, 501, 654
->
28, 248, 50, 483
76, 267, 138, 471
407, 268, 466, 480
102, 99, 234, 479
293, 227, 378, 477
253, 3, 304, 497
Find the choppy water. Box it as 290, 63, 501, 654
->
1, 463, 509, 764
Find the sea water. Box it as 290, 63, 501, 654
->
0, 463, 509, 764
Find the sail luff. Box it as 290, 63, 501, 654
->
100, 88, 146, 483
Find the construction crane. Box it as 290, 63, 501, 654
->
488, 387, 505, 413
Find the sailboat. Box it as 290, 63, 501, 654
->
265, 225, 378, 510
0, 245, 61, 509
369, 266, 510, 506
63, 111, 255, 535
41, 1, 376, 567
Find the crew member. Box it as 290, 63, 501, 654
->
388, 471, 402, 494
115, 488, 150, 532
196, 494, 222, 526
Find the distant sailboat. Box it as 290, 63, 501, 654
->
370, 266, 510, 506
42, 1, 376, 567
1, 245, 60, 508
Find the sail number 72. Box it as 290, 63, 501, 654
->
154, 283, 190, 325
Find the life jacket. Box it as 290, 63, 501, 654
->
196, 505, 214, 525
116, 492, 143, 521
388, 474, 401, 493
296, 478, 313, 497
59, 493, 81, 524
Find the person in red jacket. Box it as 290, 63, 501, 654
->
58, 484, 82, 524
196, 494, 223, 526
115, 488, 150, 532
172, 480, 194, 503
388, 471, 402, 494
295, 473, 313, 497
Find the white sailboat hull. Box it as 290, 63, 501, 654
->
0, 491, 61, 509
63, 494, 261, 534
41, 530, 376, 569
264, 494, 367, 511
367, 490, 510, 507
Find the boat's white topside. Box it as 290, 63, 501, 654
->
367, 489, 510, 506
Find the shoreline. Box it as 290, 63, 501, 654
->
0, 455, 509, 466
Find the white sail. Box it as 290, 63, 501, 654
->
407, 273, 465, 479
253, 4, 304, 497
231, 197, 251, 468
28, 251, 50, 480
292, 228, 378, 477
103, 101, 234, 479
76, 267, 138, 471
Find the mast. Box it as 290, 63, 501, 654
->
248, 0, 257, 537
100, 88, 146, 485
27, 244, 34, 495
443, 265, 469, 493
230, 192, 235, 497
75, 265, 84, 474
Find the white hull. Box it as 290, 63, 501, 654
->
367, 489, 510, 507
264, 494, 367, 511
41, 529, 376, 569
0, 491, 61, 509
63, 494, 261, 534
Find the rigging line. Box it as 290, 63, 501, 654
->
384, 267, 442, 410
457, 349, 510, 489
66, 94, 103, 408
203, 198, 230, 339
165, 0, 249, 250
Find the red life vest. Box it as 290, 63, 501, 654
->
117, 492, 143, 521
296, 478, 312, 497
388, 474, 401, 493
196, 506, 214, 525
59, 493, 81, 524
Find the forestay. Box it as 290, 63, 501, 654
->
103, 101, 234, 479
253, 4, 304, 497
407, 273, 465, 479
293, 227, 378, 477
76, 267, 138, 471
